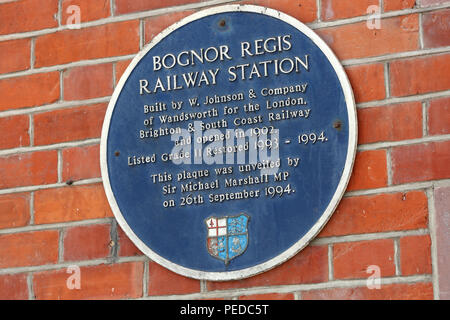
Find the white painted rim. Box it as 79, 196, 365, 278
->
100, 4, 357, 281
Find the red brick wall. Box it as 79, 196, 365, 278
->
0, 0, 449, 300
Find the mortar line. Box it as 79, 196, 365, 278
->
27, 272, 34, 300
57, 149, 63, 183
386, 148, 393, 186
28, 113, 34, 147
419, 12, 424, 49
423, 101, 429, 137
317, 0, 322, 22
384, 62, 390, 99
110, 0, 115, 16
143, 259, 149, 297
394, 238, 401, 276
328, 244, 334, 281
58, 228, 65, 263
29, 191, 34, 225
356, 134, 450, 151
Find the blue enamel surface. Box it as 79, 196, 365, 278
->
106, 12, 349, 272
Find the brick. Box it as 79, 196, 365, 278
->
434, 187, 450, 299
63, 64, 113, 101
390, 54, 450, 97
0, 72, 60, 111
302, 282, 434, 300
239, 293, 295, 300
0, 39, 31, 74
240, 0, 317, 23
317, 15, 419, 61
117, 226, 142, 257
33, 262, 143, 300
0, 0, 58, 35
144, 11, 195, 44
346, 150, 388, 191
0, 274, 28, 300
428, 97, 450, 135
35, 20, 140, 67
333, 239, 396, 279
34, 103, 107, 146
321, 0, 378, 21
384, 0, 416, 11
0, 151, 58, 189
115, 0, 203, 15
64, 224, 111, 261
423, 9, 450, 48
0, 193, 30, 229
207, 246, 328, 291
62, 144, 101, 182
358, 102, 423, 144
62, 0, 111, 25
345, 64, 385, 103
319, 191, 429, 237
115, 59, 133, 85
0, 230, 59, 268
148, 261, 201, 296
391, 140, 450, 184
400, 235, 432, 275
419, 0, 448, 6
0, 115, 30, 150
34, 184, 113, 224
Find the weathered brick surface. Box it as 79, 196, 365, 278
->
62, 144, 101, 182
0, 115, 30, 150
318, 191, 429, 237
34, 104, 107, 146
358, 102, 423, 144
0, 274, 28, 300
0, 72, 60, 111
317, 15, 419, 60
34, 184, 113, 224
0, 151, 58, 189
320, 0, 378, 21
33, 262, 144, 300
422, 9, 450, 48
333, 239, 396, 279
148, 261, 201, 296
35, 20, 140, 67
0, 0, 58, 35
0, 39, 31, 74
400, 235, 432, 275
63, 224, 111, 261
391, 140, 450, 184
0, 193, 30, 229
62, 0, 111, 25
0, 230, 59, 268
428, 97, 450, 135
390, 54, 450, 97
63, 64, 113, 101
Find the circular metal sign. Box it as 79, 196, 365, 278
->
101, 5, 357, 280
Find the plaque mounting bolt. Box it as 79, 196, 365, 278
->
115, 151, 120, 157
333, 120, 342, 130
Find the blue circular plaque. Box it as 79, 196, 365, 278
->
101, 5, 357, 280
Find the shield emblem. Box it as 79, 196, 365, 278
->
205, 214, 249, 265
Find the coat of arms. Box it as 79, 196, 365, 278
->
205, 214, 249, 265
